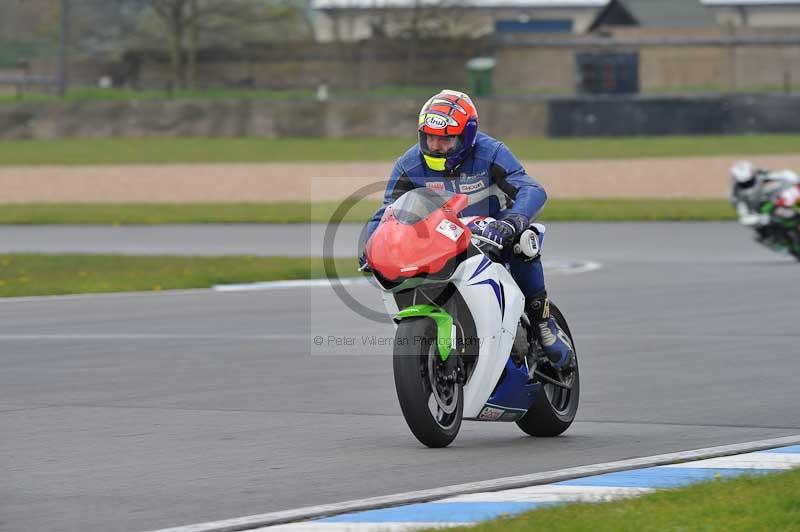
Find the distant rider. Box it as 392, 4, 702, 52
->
361, 89, 575, 373
730, 160, 799, 243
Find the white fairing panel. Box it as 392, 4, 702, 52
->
378, 245, 524, 419
452, 255, 524, 418
382, 254, 525, 419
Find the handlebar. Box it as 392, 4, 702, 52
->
470, 234, 504, 250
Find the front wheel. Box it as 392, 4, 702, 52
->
393, 317, 463, 448
516, 302, 580, 437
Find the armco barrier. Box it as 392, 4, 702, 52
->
548, 94, 800, 137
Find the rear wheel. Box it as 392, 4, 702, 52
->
393, 317, 463, 448
516, 303, 580, 437
788, 229, 800, 261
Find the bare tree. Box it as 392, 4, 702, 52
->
368, 0, 470, 84
143, 0, 302, 90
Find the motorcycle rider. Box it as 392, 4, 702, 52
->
730, 160, 799, 243
361, 89, 574, 373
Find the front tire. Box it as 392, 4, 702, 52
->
516, 303, 580, 437
393, 317, 463, 448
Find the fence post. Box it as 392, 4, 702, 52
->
58, 0, 70, 97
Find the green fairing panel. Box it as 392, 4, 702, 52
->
395, 304, 453, 361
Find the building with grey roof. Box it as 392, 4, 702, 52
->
701, 0, 800, 28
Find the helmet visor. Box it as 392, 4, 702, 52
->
419, 132, 462, 157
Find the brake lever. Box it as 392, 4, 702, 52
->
470, 235, 504, 250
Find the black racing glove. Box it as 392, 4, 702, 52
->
481, 214, 529, 249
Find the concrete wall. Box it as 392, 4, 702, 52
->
5, 93, 800, 140
0, 97, 549, 139
494, 46, 576, 91
499, 39, 800, 92
639, 46, 731, 89
710, 6, 800, 28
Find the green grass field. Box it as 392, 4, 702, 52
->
0, 200, 736, 224
0, 254, 359, 297
0, 134, 797, 165
435, 468, 800, 532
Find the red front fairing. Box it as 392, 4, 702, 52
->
366, 194, 470, 282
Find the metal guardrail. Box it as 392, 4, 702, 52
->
0, 74, 56, 99
0, 74, 55, 85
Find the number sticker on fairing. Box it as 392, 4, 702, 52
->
478, 406, 504, 420
435, 220, 464, 242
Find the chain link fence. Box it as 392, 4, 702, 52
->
1, 0, 800, 99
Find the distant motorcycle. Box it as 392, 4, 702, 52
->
734, 182, 800, 261
363, 188, 579, 448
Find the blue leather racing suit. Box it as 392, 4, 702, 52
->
365, 132, 548, 298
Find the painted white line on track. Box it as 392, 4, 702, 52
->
546, 260, 603, 275
141, 434, 800, 532
213, 278, 370, 292
212, 260, 603, 292
441, 485, 653, 504
260, 524, 462, 531
663, 452, 800, 470
0, 288, 212, 304
0, 260, 602, 301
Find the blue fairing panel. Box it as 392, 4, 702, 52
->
477, 358, 539, 421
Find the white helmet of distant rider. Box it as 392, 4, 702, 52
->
730, 160, 758, 189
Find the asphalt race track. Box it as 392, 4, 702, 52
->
2, 223, 800, 532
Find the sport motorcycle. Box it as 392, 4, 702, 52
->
363, 187, 579, 448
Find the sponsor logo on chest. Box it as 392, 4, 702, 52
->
459, 170, 487, 182
459, 180, 486, 193
426, 181, 445, 191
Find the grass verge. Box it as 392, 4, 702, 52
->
436, 467, 800, 532
0, 134, 798, 165
0, 254, 359, 297
0, 200, 736, 224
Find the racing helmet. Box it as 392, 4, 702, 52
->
731, 160, 758, 189
418, 90, 478, 172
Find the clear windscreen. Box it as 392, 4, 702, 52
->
390, 187, 454, 225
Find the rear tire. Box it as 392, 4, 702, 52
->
516, 303, 580, 437
393, 317, 463, 448
789, 230, 800, 261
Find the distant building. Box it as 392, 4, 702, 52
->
701, 0, 800, 28
591, 0, 716, 31
310, 0, 611, 42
